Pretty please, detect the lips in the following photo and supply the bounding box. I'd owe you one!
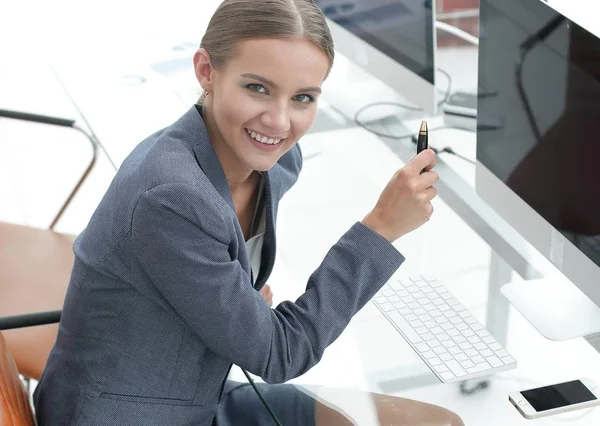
[245,128,284,145]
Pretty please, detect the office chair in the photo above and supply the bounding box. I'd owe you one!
[0,109,97,380]
[0,311,61,426]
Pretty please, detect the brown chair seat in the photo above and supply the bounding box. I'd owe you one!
[0,222,75,380]
[0,331,35,426]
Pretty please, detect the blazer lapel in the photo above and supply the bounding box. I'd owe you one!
[176,106,278,287]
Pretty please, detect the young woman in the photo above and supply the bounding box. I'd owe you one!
[34,1,463,425]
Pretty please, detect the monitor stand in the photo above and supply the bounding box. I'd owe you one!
[502,278,600,341]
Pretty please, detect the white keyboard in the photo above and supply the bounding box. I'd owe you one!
[372,274,517,383]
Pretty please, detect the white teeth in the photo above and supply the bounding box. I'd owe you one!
[246,129,282,145]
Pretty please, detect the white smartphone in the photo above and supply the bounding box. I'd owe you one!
[509,378,600,419]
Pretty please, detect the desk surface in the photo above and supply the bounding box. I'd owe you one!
[243,126,600,425]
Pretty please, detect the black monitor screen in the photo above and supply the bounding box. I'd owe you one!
[315,0,435,84]
[477,0,600,268]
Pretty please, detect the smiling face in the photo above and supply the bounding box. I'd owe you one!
[194,37,330,178]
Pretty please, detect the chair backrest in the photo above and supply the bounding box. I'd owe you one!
[0,331,35,426]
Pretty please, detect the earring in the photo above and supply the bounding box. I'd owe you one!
[205,90,210,96]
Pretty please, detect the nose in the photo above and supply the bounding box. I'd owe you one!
[260,100,290,134]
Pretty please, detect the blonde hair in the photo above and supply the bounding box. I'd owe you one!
[199,0,334,101]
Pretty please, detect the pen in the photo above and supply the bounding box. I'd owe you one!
[417,120,428,154]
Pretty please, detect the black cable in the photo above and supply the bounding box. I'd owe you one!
[436,67,453,107]
[241,369,284,426]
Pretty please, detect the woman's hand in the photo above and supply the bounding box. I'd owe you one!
[361,149,438,243]
[259,284,273,307]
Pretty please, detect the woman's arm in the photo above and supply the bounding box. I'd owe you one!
[131,182,404,384]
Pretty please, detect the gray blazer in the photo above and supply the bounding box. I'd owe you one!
[33,106,405,425]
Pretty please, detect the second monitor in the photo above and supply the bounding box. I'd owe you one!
[316,0,438,117]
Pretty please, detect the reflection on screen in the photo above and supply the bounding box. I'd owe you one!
[477,0,600,268]
[315,0,435,83]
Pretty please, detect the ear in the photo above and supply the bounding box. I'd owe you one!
[193,48,214,92]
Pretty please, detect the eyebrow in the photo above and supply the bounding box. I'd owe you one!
[241,73,322,94]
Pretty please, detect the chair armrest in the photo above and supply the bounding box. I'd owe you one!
[0,108,98,229]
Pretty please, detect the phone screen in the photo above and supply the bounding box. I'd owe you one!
[522,380,597,412]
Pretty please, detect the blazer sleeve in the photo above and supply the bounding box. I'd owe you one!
[131,182,404,384]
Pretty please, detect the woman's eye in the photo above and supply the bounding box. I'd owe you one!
[295,94,315,104]
[247,84,267,94]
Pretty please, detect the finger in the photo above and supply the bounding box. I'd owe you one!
[416,170,439,189]
[408,149,437,174]
[423,186,438,202]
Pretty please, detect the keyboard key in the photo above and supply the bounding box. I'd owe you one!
[480,349,494,358]
[438,333,450,342]
[466,363,490,375]
[389,280,403,291]
[415,326,429,335]
[374,296,386,304]
[402,296,416,304]
[443,340,457,349]
[440,371,455,381]
[474,342,487,351]
[453,336,466,344]
[439,304,452,312]
[433,347,448,355]
[465,348,478,357]
[447,329,460,337]
[445,360,467,377]
[398,307,411,316]
[422,350,436,359]
[429,357,442,366]
[409,320,423,328]
[413,292,426,300]
[449,346,461,355]
[434,364,449,373]
[460,360,475,369]
[428,340,441,349]
[495,349,509,358]
[486,355,503,368]
[489,342,502,351]
[388,295,401,303]
[467,336,481,344]
[471,355,485,364]
[380,303,394,312]
[382,288,394,297]
[483,336,495,344]
[386,311,423,343]
[415,343,429,352]
[455,353,468,362]
[430,327,444,335]
[422,333,435,341]
[501,356,516,365]
[462,329,475,338]
[440,353,453,362]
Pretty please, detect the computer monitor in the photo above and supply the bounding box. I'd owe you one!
[314,0,437,116]
[476,0,600,311]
